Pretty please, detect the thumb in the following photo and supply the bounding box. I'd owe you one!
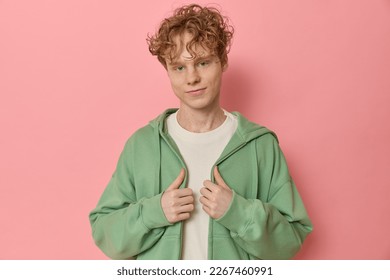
[214,166,229,189]
[167,168,185,190]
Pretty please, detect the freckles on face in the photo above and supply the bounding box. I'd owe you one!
[164,33,225,111]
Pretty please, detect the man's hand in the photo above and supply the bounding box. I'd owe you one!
[200,166,233,219]
[161,169,194,223]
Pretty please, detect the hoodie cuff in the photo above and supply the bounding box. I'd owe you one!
[141,192,172,230]
[216,191,253,235]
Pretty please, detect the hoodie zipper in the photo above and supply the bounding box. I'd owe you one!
[159,113,250,259]
[160,131,188,260]
[208,141,247,259]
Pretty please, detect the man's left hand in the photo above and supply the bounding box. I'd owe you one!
[200,166,233,219]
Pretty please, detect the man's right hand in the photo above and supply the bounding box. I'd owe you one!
[161,168,194,223]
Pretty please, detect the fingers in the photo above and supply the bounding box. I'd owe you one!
[180,194,194,205]
[199,194,212,208]
[202,180,217,192]
[199,187,220,209]
[201,205,212,217]
[199,167,233,219]
[174,212,191,222]
[165,191,194,206]
[167,168,185,190]
[162,169,194,223]
[163,199,194,223]
[177,203,194,213]
[165,187,193,200]
[201,166,230,200]
[163,167,231,222]
[200,185,213,198]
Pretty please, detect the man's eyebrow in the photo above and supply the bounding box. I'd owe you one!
[166,60,182,67]
[195,54,216,61]
[167,54,217,66]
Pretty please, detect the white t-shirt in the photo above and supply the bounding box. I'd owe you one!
[166,110,238,259]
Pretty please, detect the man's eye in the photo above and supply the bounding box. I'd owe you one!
[176,66,185,71]
[198,61,210,67]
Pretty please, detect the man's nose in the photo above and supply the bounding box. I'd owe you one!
[186,68,200,85]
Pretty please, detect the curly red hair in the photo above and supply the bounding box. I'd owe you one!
[147,4,234,68]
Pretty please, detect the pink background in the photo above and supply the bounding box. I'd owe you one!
[1,0,389,259]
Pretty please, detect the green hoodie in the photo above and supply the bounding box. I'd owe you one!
[89,109,312,259]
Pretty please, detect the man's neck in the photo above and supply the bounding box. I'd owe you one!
[176,106,226,133]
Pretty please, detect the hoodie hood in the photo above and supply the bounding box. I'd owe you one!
[149,108,277,177]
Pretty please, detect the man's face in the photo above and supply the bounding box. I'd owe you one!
[166,32,226,112]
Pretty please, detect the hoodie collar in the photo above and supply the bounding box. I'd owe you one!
[149,108,276,164]
[150,108,275,140]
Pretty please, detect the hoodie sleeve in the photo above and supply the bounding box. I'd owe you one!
[216,134,313,259]
[89,137,172,259]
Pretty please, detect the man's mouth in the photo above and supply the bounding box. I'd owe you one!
[186,87,207,95]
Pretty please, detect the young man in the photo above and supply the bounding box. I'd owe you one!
[89,4,312,260]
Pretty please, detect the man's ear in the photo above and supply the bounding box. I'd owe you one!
[222,62,228,72]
